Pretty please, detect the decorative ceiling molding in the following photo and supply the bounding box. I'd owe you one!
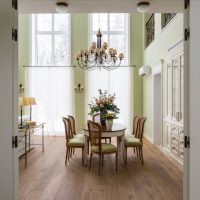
[19,0,183,14]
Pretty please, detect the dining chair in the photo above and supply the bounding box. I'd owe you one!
[133,115,142,136]
[124,117,146,164]
[67,115,84,139]
[67,115,89,154]
[124,115,141,154]
[87,120,118,175]
[125,115,141,138]
[62,117,85,165]
[92,113,111,144]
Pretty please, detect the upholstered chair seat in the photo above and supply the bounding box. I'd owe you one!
[91,143,117,153]
[124,137,141,146]
[67,137,85,147]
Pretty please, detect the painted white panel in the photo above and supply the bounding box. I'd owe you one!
[189,1,200,199]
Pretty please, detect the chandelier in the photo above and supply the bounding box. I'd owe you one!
[75,29,124,71]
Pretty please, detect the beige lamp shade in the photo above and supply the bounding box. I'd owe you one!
[27,97,36,105]
[18,97,29,106]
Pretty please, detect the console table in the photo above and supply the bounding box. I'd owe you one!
[18,122,45,167]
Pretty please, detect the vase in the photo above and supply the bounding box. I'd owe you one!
[100,109,107,126]
[106,119,113,130]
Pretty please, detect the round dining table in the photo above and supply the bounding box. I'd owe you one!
[82,123,126,165]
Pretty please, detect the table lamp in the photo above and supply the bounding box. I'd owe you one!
[27,97,36,121]
[18,97,28,128]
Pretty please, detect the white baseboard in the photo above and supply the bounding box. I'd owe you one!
[144,134,153,144]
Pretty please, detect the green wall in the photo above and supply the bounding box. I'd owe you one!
[71,14,88,130]
[18,13,144,130]
[130,13,144,116]
[18,14,29,94]
[143,13,183,140]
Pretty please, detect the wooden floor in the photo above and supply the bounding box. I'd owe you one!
[19,136,183,200]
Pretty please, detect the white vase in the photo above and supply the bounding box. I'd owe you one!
[106,119,113,130]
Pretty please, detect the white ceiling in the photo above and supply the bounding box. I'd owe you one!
[19,0,184,14]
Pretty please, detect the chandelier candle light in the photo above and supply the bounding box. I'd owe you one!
[76,29,124,71]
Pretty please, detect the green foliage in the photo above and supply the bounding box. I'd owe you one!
[101,112,118,120]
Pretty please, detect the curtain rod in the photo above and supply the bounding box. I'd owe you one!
[23,65,137,68]
[23,65,76,68]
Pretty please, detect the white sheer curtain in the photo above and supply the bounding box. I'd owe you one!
[86,13,133,133]
[86,68,132,132]
[25,14,73,136]
[25,67,73,136]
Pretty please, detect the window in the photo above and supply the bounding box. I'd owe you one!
[89,13,129,66]
[26,14,72,135]
[86,13,132,132]
[31,14,71,66]
[145,14,155,47]
[161,13,177,29]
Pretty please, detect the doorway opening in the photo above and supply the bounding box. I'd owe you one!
[16,1,186,200]
[153,72,162,145]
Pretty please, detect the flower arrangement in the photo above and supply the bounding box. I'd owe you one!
[88,89,120,116]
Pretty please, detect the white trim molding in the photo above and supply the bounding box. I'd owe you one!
[152,59,164,75]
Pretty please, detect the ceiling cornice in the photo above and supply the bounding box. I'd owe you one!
[19,0,183,14]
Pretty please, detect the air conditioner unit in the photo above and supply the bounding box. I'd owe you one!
[139,65,151,77]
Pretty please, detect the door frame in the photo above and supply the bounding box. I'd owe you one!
[1,0,194,199]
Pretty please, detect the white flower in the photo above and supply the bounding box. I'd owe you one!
[100,104,104,108]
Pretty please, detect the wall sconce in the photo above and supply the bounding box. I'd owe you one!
[74,83,84,93]
[19,83,24,93]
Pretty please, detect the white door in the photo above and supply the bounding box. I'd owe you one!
[188,1,200,199]
[183,1,190,200]
[0,0,19,199]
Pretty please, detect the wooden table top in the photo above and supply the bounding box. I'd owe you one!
[82,123,126,132]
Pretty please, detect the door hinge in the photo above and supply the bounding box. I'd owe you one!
[184,28,190,41]
[185,0,190,9]
[184,136,190,148]
[12,28,18,41]
[12,136,18,148]
[12,0,18,10]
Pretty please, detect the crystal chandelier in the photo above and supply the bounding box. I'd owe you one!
[75,29,124,70]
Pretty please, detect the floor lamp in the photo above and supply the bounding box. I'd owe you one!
[27,97,36,121]
[18,97,28,129]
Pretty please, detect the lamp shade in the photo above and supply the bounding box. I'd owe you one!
[27,97,36,105]
[18,97,28,106]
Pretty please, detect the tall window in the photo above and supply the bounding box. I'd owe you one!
[26,14,72,135]
[86,13,132,132]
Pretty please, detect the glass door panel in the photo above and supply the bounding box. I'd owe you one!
[180,55,184,121]
[167,62,172,117]
[172,57,180,120]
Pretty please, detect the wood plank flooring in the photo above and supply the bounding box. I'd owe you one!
[19,136,183,200]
